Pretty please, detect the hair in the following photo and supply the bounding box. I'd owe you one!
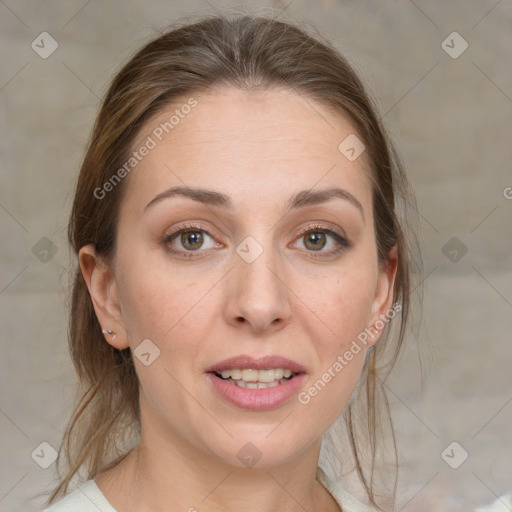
[46,11,421,510]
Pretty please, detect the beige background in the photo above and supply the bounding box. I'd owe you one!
[1,1,511,511]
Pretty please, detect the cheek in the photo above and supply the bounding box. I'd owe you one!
[114,253,194,352]
[115,255,215,407]
[300,262,376,414]
[314,268,376,351]
[299,282,372,426]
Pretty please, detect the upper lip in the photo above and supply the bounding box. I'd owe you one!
[206,355,307,374]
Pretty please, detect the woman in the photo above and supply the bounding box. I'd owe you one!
[42,13,419,512]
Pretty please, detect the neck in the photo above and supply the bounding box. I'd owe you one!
[95,412,339,512]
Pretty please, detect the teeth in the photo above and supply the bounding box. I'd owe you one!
[237,380,280,389]
[218,368,296,383]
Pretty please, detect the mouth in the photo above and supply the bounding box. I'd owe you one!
[210,368,301,389]
[205,355,307,410]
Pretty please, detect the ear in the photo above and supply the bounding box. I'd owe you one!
[367,244,399,347]
[78,244,129,350]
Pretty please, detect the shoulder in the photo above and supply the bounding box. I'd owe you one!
[476,493,512,511]
[316,466,371,512]
[41,480,118,512]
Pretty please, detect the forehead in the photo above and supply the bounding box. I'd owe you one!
[122,86,372,214]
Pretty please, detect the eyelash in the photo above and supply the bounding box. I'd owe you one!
[161,222,351,259]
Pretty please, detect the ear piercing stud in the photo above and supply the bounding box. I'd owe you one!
[102,328,117,340]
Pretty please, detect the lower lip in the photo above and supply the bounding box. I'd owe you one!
[206,372,307,411]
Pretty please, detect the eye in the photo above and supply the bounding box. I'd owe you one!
[293,224,351,257]
[161,222,351,259]
[162,224,219,257]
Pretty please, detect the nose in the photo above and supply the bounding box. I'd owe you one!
[223,239,293,335]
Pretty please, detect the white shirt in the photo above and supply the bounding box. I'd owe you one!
[41,466,370,511]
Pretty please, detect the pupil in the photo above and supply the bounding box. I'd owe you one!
[305,232,325,251]
[182,231,203,250]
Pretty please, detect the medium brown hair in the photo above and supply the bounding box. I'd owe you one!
[47,12,420,510]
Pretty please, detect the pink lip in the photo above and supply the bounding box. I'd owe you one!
[205,372,308,411]
[205,354,307,411]
[206,354,307,374]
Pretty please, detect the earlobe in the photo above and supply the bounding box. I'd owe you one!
[367,244,399,347]
[78,244,129,350]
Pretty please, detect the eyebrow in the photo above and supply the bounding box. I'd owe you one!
[144,185,365,222]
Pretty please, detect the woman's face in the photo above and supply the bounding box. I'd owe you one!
[82,86,397,469]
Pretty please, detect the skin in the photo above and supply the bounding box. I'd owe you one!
[80,86,398,512]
